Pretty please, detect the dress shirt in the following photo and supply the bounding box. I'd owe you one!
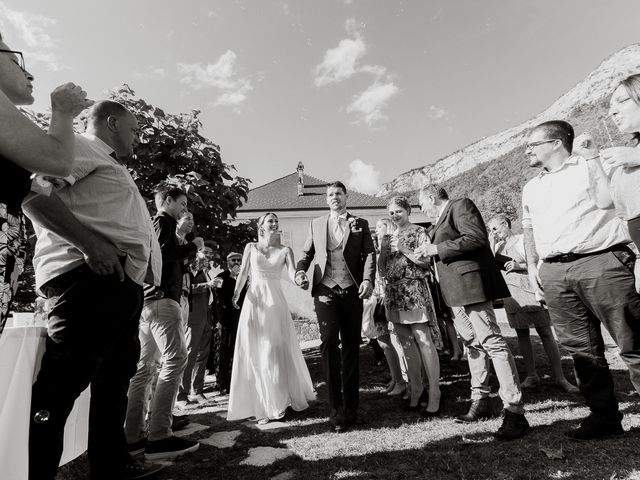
[435,200,450,224]
[521,155,629,260]
[328,211,348,244]
[31,133,161,290]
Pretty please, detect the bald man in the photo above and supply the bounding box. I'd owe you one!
[23,100,163,480]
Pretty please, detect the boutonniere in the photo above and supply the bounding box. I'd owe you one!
[347,217,362,233]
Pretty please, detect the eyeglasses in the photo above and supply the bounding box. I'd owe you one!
[525,139,558,150]
[0,49,25,72]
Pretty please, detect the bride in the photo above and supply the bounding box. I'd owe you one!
[226,212,316,424]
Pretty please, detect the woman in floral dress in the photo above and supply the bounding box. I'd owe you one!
[379,196,443,415]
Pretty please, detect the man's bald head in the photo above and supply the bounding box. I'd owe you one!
[86,100,139,159]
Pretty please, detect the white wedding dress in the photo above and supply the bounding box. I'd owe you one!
[226,244,316,421]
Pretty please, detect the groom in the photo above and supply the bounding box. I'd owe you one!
[295,181,376,432]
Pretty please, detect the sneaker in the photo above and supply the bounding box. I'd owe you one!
[455,398,492,423]
[564,415,624,441]
[172,414,190,431]
[145,435,199,461]
[495,410,529,440]
[127,438,147,457]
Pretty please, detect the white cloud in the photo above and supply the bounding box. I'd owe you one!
[347,81,399,126]
[177,50,252,108]
[313,18,386,87]
[313,36,367,87]
[428,105,448,119]
[133,66,167,80]
[0,2,64,71]
[347,159,381,195]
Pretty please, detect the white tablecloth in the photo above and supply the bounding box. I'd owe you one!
[0,323,90,480]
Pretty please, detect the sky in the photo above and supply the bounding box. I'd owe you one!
[1,0,639,194]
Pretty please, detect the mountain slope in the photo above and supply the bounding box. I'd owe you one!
[378,44,640,216]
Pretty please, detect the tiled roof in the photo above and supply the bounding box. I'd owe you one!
[238,172,388,212]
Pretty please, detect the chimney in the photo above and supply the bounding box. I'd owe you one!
[296,161,305,196]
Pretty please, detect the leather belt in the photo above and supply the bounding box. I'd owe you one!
[544,244,629,264]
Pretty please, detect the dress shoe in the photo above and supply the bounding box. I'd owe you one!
[329,409,346,433]
[189,393,212,403]
[172,414,190,431]
[455,398,492,423]
[564,415,624,441]
[495,410,529,440]
[91,460,165,480]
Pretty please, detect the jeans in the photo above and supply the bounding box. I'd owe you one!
[314,284,363,414]
[539,250,640,420]
[29,265,143,480]
[125,298,187,442]
[452,301,523,414]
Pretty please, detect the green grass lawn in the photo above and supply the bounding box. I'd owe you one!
[59,324,640,480]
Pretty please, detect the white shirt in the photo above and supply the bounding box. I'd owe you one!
[521,154,629,260]
[436,200,450,224]
[31,133,162,289]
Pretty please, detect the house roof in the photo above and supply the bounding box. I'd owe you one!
[238,172,388,212]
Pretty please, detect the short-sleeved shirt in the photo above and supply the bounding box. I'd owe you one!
[31,133,161,290]
[521,155,630,260]
[609,146,640,220]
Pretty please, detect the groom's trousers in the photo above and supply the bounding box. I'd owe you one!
[314,284,363,414]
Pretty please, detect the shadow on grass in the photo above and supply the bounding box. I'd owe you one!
[59,335,640,480]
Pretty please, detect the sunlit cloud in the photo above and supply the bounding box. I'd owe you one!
[0,2,65,71]
[133,66,167,80]
[177,50,253,109]
[313,18,385,87]
[428,105,448,119]
[347,159,381,194]
[347,81,399,127]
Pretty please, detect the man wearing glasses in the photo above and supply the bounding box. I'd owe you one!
[522,120,640,440]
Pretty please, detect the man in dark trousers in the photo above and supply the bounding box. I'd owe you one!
[215,251,246,394]
[418,183,528,440]
[24,100,164,479]
[295,181,375,433]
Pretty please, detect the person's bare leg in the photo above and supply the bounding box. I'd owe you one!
[536,325,579,393]
[377,333,403,392]
[412,323,441,412]
[515,328,539,388]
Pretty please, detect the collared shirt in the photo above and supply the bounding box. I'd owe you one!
[609,146,640,220]
[31,133,162,290]
[521,154,629,260]
[436,200,450,224]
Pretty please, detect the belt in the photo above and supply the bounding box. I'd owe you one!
[544,244,629,264]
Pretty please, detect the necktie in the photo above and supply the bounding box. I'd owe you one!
[333,216,345,243]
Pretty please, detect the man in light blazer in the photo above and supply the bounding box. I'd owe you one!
[296,181,375,432]
[418,183,529,441]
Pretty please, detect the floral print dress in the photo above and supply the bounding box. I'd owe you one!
[0,158,31,335]
[383,223,442,349]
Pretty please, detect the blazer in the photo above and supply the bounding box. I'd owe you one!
[144,212,197,303]
[430,198,510,307]
[296,213,376,296]
[214,269,246,329]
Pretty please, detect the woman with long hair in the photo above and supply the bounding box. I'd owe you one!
[378,196,443,416]
[488,214,578,392]
[226,213,316,424]
[0,32,91,334]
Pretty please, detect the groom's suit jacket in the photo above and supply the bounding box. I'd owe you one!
[430,198,509,307]
[296,213,376,296]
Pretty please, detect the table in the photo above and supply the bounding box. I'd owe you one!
[0,319,90,479]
